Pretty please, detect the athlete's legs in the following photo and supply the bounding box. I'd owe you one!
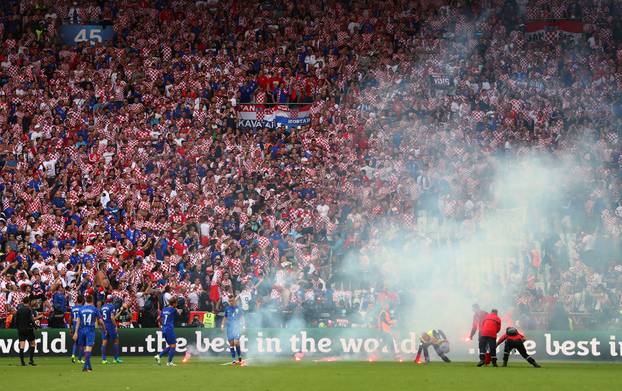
[229,339,236,362]
[18,340,26,365]
[101,338,108,361]
[28,339,36,365]
[234,338,242,361]
[167,343,176,363]
[113,337,121,361]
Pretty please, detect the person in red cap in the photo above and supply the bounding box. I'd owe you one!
[496,327,541,368]
[477,309,501,367]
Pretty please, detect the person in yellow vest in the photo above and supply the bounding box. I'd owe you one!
[377,306,397,356]
[415,329,451,363]
[203,311,215,328]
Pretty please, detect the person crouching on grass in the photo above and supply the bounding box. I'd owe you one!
[496,327,541,368]
[415,329,451,363]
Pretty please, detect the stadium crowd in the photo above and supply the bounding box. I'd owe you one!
[0,0,621,331]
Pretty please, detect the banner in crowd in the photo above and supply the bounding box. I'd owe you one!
[237,104,311,128]
[1,329,621,361]
[59,25,114,45]
[525,19,583,43]
[429,75,453,89]
[511,73,545,91]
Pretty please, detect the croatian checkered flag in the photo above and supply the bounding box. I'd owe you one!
[162,46,172,61]
[544,26,558,44]
[7,65,18,78]
[316,136,330,150]
[337,31,349,44]
[310,101,323,115]
[258,236,270,249]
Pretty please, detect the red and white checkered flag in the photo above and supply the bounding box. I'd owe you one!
[544,31,558,44]
[257,106,265,121]
[258,236,270,249]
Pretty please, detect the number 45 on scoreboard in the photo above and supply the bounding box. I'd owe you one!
[60,25,113,45]
[74,28,102,43]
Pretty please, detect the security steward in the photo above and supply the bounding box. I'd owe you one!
[478,309,501,367]
[496,327,541,368]
[415,329,451,363]
[377,305,397,355]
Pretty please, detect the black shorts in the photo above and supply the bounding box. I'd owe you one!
[18,329,35,342]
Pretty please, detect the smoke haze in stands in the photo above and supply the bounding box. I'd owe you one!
[340,135,617,346]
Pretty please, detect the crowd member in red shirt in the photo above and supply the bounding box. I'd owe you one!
[477,309,501,367]
[496,327,541,368]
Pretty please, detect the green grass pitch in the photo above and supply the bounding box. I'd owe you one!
[1,357,620,391]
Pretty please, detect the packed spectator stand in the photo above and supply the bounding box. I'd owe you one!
[0,0,621,332]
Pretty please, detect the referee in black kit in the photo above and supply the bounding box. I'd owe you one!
[15,297,38,366]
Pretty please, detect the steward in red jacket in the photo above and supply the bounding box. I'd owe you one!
[468,304,488,340]
[481,312,501,337]
[496,327,541,368]
[477,309,501,367]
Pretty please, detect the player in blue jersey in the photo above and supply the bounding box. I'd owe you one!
[101,295,124,364]
[72,294,106,372]
[222,296,243,365]
[154,296,181,366]
[70,295,85,363]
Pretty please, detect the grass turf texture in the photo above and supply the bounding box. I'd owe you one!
[1,358,620,391]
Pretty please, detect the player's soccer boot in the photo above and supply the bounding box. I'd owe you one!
[102,360,109,365]
[492,360,498,367]
[29,362,37,366]
[114,358,123,364]
[476,361,485,367]
[502,361,508,367]
[166,362,177,367]
[79,359,85,364]
[529,359,541,368]
[20,361,26,367]
[154,355,161,365]
[71,355,76,363]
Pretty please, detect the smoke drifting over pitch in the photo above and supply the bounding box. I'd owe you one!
[340,138,612,350]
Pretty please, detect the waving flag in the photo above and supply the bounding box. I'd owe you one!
[525,19,583,43]
[238,104,312,128]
